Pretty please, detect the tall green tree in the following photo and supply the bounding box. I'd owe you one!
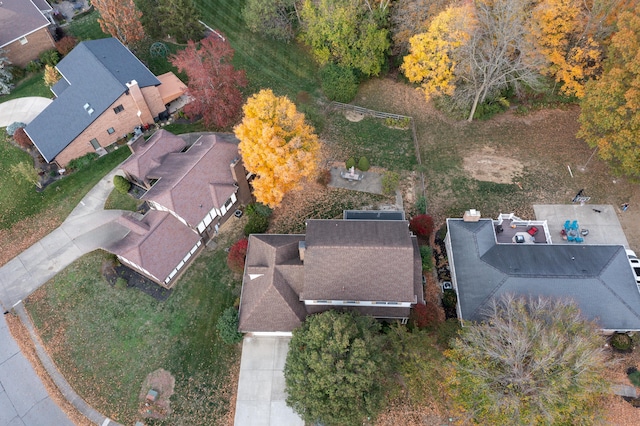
[446,294,609,425]
[578,3,640,177]
[157,0,203,43]
[242,0,297,42]
[299,0,390,76]
[284,310,389,426]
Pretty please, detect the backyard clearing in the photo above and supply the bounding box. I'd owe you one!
[353,78,640,250]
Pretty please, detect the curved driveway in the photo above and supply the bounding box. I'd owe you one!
[0,97,52,127]
[0,169,129,426]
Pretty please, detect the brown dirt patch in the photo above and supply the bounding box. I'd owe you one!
[138,369,175,420]
[345,110,365,122]
[463,146,524,184]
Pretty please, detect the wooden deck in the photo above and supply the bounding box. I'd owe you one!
[495,219,548,244]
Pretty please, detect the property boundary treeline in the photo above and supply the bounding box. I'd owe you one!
[329,101,427,210]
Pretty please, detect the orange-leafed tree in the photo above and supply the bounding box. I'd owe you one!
[93,0,146,46]
[234,89,321,208]
[530,0,615,98]
[578,3,640,178]
[170,34,247,129]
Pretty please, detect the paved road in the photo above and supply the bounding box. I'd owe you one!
[0,314,74,426]
[0,169,129,426]
[0,97,52,127]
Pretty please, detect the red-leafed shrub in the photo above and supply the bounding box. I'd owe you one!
[410,302,440,328]
[409,214,434,238]
[13,127,33,149]
[227,238,249,274]
[56,36,78,56]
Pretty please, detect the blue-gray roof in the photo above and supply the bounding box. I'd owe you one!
[25,38,160,162]
[447,218,640,331]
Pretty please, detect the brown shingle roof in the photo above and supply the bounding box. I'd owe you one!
[143,134,239,227]
[302,220,418,302]
[108,211,200,283]
[120,130,186,184]
[238,235,307,333]
[0,0,50,47]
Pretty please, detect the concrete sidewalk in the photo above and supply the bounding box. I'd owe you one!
[0,169,129,308]
[0,97,52,127]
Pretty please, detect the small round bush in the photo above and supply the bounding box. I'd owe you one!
[381,171,400,195]
[244,213,269,236]
[410,214,435,238]
[227,238,249,274]
[6,122,26,136]
[39,49,60,67]
[316,168,332,187]
[345,157,356,169]
[320,63,358,103]
[442,289,457,309]
[216,306,243,344]
[357,156,370,171]
[611,333,632,351]
[13,127,32,148]
[115,277,128,290]
[25,60,42,74]
[113,175,131,194]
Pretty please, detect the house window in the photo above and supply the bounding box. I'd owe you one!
[19,37,28,45]
[107,127,115,135]
[113,105,124,114]
[89,138,100,150]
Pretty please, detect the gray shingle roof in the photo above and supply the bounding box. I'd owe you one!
[25,38,160,162]
[447,218,640,331]
[0,0,50,47]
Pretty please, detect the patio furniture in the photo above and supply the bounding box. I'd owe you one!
[527,226,538,236]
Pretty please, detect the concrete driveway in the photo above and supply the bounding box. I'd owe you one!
[234,336,304,426]
[0,97,52,127]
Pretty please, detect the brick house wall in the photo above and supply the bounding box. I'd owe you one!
[3,27,55,67]
[54,85,166,166]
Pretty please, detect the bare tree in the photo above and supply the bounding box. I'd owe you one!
[455,0,543,121]
[446,294,610,425]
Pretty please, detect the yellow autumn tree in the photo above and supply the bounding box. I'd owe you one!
[530,0,607,98]
[43,65,60,87]
[234,89,320,208]
[401,5,474,100]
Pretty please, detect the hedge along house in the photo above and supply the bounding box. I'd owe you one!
[24,38,187,167]
[238,216,424,336]
[107,130,253,287]
[0,0,55,68]
[445,212,640,333]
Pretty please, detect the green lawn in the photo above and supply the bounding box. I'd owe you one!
[0,71,51,103]
[27,249,240,424]
[195,0,319,100]
[0,133,131,230]
[322,112,418,171]
[104,189,141,211]
[67,10,109,40]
